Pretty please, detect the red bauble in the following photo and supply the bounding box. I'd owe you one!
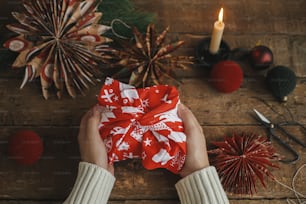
[8,130,43,165]
[249,45,273,70]
[209,132,279,195]
[210,60,243,93]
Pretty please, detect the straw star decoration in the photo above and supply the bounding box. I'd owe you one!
[4,0,111,99]
[98,24,194,87]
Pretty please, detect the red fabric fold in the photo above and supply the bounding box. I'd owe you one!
[98,78,186,174]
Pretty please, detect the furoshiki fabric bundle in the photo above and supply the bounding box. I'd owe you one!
[98,78,186,174]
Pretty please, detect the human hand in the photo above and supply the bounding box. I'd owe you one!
[178,104,210,178]
[78,105,114,175]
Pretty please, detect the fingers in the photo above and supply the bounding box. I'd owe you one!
[78,105,102,142]
[178,104,202,134]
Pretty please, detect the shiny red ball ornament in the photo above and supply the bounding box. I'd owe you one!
[8,130,43,165]
[209,132,279,195]
[249,45,273,70]
[210,60,243,93]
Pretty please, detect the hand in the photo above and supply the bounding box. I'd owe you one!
[78,105,114,175]
[178,104,210,178]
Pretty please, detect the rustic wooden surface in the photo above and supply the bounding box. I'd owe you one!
[0,0,306,203]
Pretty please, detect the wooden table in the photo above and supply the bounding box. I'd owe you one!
[0,0,305,203]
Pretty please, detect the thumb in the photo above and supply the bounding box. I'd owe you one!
[86,105,102,138]
[178,104,202,135]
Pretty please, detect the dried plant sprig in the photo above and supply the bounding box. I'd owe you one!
[4,0,112,99]
[209,132,279,195]
[98,24,194,87]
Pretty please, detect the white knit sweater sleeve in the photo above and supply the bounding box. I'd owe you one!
[63,162,115,204]
[175,166,229,204]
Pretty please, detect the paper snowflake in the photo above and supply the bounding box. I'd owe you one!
[209,132,279,195]
[4,0,111,99]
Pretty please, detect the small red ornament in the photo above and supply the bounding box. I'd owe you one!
[8,130,43,165]
[209,132,279,195]
[210,60,243,93]
[249,45,273,70]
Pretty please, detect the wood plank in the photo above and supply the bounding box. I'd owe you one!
[0,126,305,200]
[0,199,302,204]
[0,78,304,126]
[134,0,306,35]
[1,0,306,35]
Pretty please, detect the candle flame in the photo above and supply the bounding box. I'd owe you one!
[218,8,224,22]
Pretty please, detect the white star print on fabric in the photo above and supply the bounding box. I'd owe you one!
[144,138,152,146]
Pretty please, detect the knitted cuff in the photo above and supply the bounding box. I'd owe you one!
[175,166,229,204]
[64,162,115,204]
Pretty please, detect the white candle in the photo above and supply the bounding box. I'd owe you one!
[209,8,225,54]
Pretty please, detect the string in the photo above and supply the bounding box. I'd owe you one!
[292,164,306,203]
[273,164,306,204]
[110,19,132,40]
[252,97,288,122]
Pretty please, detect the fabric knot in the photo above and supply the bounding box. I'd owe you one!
[98,78,187,174]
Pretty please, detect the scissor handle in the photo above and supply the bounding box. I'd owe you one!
[269,129,300,164]
[277,122,306,148]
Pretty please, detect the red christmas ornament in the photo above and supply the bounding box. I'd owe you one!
[8,130,43,165]
[209,132,279,195]
[249,45,273,70]
[210,60,243,93]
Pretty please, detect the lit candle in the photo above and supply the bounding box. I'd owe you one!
[209,8,225,54]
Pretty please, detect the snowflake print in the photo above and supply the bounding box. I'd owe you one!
[141,99,150,107]
[101,89,115,103]
[98,79,187,174]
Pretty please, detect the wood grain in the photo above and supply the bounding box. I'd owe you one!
[0,199,302,204]
[0,0,305,203]
[0,78,304,127]
[134,0,306,35]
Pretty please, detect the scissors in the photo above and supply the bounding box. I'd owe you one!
[253,109,306,164]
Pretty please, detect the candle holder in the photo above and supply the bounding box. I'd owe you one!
[195,37,230,68]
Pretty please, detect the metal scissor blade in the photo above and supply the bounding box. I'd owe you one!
[253,109,271,124]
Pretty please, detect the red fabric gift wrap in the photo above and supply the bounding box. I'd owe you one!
[98,78,186,174]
